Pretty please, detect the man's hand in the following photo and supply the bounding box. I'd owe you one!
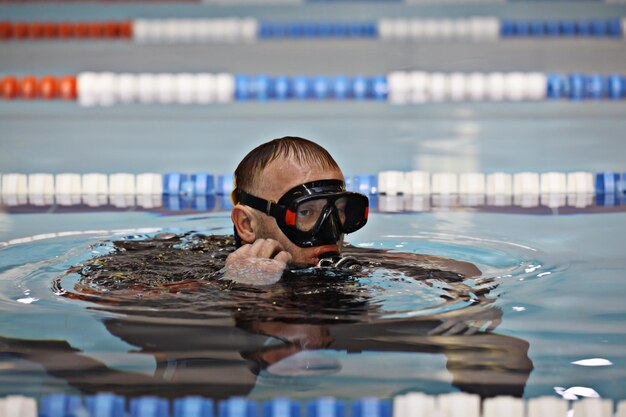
[222,239,292,286]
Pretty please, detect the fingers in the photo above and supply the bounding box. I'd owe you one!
[226,239,290,266]
[249,238,285,259]
[274,251,292,264]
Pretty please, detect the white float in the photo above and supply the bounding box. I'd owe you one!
[55,173,82,195]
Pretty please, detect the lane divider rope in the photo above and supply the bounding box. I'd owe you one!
[1,171,623,199]
[1,72,625,103]
[0,392,624,417]
[1,18,625,42]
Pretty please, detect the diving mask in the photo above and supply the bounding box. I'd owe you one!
[235,179,369,248]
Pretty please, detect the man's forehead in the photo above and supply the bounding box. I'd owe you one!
[256,157,343,197]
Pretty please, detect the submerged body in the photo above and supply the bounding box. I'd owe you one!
[8,137,533,399]
[12,232,534,400]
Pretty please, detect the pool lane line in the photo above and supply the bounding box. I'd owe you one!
[1,72,626,103]
[1,172,624,198]
[1,171,625,216]
[0,18,624,42]
[0,391,623,417]
[2,194,625,218]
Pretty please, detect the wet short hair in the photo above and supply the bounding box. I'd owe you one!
[232,136,340,202]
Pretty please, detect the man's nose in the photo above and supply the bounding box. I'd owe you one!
[318,209,341,242]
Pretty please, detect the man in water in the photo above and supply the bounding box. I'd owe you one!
[9,136,531,401]
[225,136,479,284]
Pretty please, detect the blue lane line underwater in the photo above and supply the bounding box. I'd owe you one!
[3,392,626,417]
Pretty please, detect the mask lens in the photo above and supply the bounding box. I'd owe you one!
[340,195,368,232]
[334,196,348,225]
[295,198,329,232]
[293,195,367,234]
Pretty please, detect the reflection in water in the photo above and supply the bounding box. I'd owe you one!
[0,233,533,400]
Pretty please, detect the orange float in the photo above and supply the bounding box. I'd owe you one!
[43,22,59,38]
[20,76,40,99]
[58,22,75,38]
[0,21,12,40]
[75,22,90,38]
[59,76,77,100]
[1,77,19,99]
[27,22,44,38]
[119,21,133,38]
[88,22,104,38]
[40,76,59,99]
[13,22,29,38]
[104,21,119,38]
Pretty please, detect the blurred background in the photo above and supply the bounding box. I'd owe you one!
[1,0,626,179]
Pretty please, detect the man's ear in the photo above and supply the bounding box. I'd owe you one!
[231,205,256,244]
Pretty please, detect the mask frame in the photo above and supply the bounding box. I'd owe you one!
[234,179,369,248]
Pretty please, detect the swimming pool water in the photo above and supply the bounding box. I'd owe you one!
[1,209,624,401]
[2,0,626,406]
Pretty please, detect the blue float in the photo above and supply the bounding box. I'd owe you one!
[371,75,388,100]
[287,22,303,38]
[292,76,311,99]
[192,196,215,211]
[547,73,566,99]
[253,74,271,100]
[568,73,585,100]
[174,396,214,417]
[607,19,622,37]
[513,20,530,36]
[352,398,391,417]
[258,22,274,38]
[607,74,625,99]
[500,20,514,37]
[270,22,288,38]
[263,398,300,417]
[332,22,348,37]
[163,173,189,195]
[274,75,290,100]
[40,394,82,417]
[313,76,331,99]
[352,76,370,100]
[217,174,234,196]
[351,174,378,195]
[585,74,606,99]
[318,22,333,37]
[591,19,608,37]
[130,397,169,417]
[332,75,351,99]
[86,393,126,417]
[560,20,576,36]
[218,195,234,210]
[575,20,592,36]
[235,74,251,101]
[218,398,257,417]
[191,173,215,196]
[303,22,318,37]
[347,22,363,37]
[596,172,620,195]
[596,193,620,207]
[363,21,377,38]
[308,397,345,417]
[368,194,379,210]
[545,20,560,36]
[165,195,183,211]
[529,21,545,37]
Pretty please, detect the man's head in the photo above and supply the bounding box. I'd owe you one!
[231,136,367,267]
